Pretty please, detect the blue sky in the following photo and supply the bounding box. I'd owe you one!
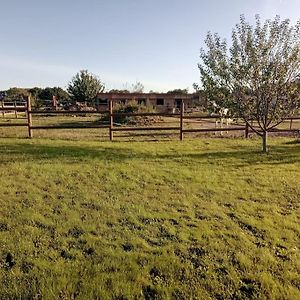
[0,0,299,92]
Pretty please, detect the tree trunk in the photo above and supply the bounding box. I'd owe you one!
[262,131,268,153]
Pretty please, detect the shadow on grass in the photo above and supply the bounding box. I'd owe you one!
[0,140,299,166]
[0,143,130,164]
[53,119,108,128]
[285,139,300,145]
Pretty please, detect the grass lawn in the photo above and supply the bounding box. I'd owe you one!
[0,136,299,299]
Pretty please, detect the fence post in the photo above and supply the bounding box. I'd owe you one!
[180,100,184,141]
[109,100,113,141]
[14,101,18,118]
[245,123,249,138]
[26,96,33,138]
[1,101,4,118]
[52,95,57,111]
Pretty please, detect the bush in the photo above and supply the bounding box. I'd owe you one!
[104,101,158,125]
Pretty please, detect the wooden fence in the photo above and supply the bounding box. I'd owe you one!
[0,96,299,140]
[0,100,27,119]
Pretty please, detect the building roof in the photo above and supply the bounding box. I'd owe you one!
[98,92,198,98]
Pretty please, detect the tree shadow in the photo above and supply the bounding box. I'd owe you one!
[54,119,108,128]
[0,143,135,165]
[0,140,299,167]
[159,145,300,167]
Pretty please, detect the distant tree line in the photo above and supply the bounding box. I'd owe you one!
[0,70,197,107]
[0,87,70,106]
[0,70,104,106]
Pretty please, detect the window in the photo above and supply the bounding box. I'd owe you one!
[116,99,126,105]
[156,98,164,106]
[175,99,182,108]
[138,98,146,105]
[98,98,108,105]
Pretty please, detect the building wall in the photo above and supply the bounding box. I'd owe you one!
[97,92,202,112]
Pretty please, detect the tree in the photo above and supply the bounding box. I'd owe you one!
[167,88,189,94]
[5,87,30,100]
[198,15,300,152]
[28,87,43,100]
[0,91,6,100]
[38,87,70,101]
[67,70,105,103]
[131,81,144,93]
[108,89,130,93]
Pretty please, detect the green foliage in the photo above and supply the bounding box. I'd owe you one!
[2,87,70,108]
[4,87,37,106]
[27,87,70,108]
[104,100,156,125]
[167,88,189,94]
[37,87,70,101]
[108,81,144,94]
[131,81,144,93]
[5,87,30,100]
[108,89,130,93]
[0,138,299,299]
[113,101,139,124]
[28,87,43,100]
[199,15,300,151]
[67,70,105,103]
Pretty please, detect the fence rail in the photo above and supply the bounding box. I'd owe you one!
[183,127,246,133]
[112,112,181,117]
[0,107,27,112]
[30,125,110,130]
[0,96,299,140]
[111,126,180,132]
[29,110,109,115]
[0,123,28,127]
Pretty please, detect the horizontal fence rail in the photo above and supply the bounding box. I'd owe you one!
[0,107,27,112]
[112,112,181,117]
[0,123,28,127]
[29,110,110,115]
[30,125,110,130]
[182,127,246,133]
[182,114,226,119]
[0,96,299,140]
[112,126,180,132]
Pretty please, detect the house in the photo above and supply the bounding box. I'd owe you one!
[97,92,205,112]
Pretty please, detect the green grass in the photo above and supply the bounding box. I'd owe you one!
[0,137,299,299]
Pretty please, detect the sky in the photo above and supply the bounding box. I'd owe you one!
[0,0,299,92]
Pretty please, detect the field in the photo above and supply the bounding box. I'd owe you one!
[0,135,300,299]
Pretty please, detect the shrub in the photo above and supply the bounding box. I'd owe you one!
[104,100,159,125]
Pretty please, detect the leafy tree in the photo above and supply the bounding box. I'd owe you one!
[198,15,300,152]
[0,91,6,100]
[67,70,105,103]
[131,81,144,93]
[108,89,130,93]
[5,88,30,100]
[192,83,201,92]
[38,87,70,101]
[167,88,189,94]
[28,87,43,99]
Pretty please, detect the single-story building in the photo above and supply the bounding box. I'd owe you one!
[97,92,206,112]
